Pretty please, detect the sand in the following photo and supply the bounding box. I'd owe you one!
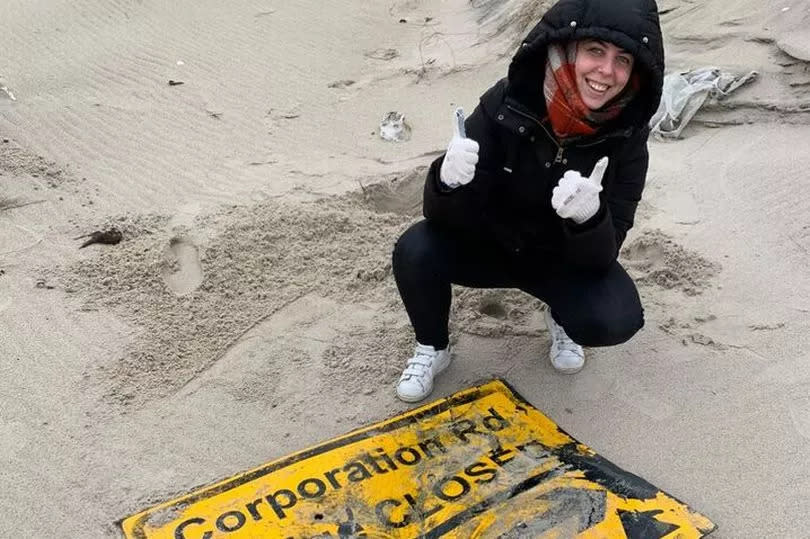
[2,0,810,537]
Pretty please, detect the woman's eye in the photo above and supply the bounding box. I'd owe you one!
[588,47,603,55]
[617,56,632,66]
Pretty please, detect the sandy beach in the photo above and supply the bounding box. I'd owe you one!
[2,0,810,536]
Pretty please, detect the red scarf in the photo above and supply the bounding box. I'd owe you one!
[543,42,638,140]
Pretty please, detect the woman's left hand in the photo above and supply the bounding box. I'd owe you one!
[551,157,608,224]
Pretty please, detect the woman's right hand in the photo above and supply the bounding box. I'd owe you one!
[439,108,479,188]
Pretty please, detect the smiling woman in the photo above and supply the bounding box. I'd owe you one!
[391,0,666,403]
[575,40,635,110]
[542,38,641,140]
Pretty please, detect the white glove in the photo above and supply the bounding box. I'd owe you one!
[439,108,479,188]
[551,157,609,224]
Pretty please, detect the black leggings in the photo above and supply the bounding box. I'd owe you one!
[392,220,644,350]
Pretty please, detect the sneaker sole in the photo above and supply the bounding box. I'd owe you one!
[396,390,430,403]
[550,353,584,374]
[551,363,584,375]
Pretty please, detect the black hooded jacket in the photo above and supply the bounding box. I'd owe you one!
[422,0,665,272]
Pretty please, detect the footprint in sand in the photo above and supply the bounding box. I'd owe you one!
[161,236,203,296]
[620,230,719,295]
[478,295,508,320]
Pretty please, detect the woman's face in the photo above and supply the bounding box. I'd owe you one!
[574,40,635,110]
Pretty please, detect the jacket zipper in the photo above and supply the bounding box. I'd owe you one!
[506,104,561,154]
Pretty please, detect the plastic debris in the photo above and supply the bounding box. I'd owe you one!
[650,67,758,139]
[379,112,412,142]
[0,84,15,101]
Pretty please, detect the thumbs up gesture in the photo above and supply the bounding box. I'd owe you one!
[551,157,608,224]
[439,108,480,188]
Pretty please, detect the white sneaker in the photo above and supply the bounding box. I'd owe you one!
[396,343,452,403]
[544,308,585,374]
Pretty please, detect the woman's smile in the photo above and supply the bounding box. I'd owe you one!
[575,40,634,110]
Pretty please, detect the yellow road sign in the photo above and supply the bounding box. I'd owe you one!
[121,380,715,538]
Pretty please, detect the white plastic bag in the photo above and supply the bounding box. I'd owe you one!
[650,67,758,139]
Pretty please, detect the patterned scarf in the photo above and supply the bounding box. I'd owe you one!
[543,42,638,140]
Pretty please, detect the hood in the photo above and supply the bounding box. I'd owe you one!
[506,0,665,132]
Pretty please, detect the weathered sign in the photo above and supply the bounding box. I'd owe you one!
[121,380,715,538]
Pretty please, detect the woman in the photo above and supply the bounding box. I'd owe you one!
[391,0,665,403]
